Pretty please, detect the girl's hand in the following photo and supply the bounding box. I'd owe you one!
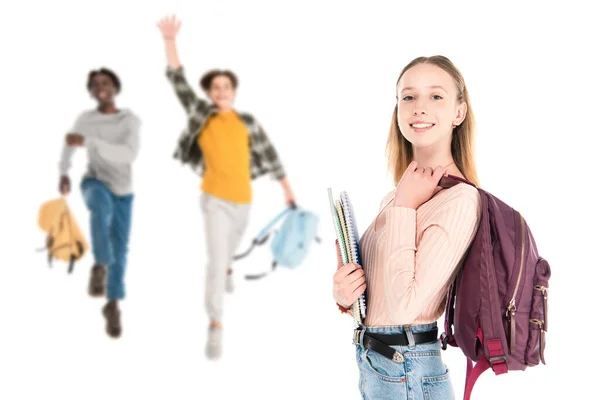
[393,161,447,209]
[333,240,366,308]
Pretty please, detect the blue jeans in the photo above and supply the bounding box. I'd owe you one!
[81,178,133,300]
[355,322,455,400]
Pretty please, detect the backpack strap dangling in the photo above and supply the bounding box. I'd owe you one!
[244,260,278,280]
[462,328,508,400]
[67,254,76,274]
[76,241,84,257]
[234,233,271,261]
[45,234,55,268]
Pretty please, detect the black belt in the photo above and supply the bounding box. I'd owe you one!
[353,327,439,363]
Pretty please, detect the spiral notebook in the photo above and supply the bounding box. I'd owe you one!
[328,188,366,325]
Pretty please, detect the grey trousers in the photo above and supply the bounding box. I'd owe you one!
[201,193,251,321]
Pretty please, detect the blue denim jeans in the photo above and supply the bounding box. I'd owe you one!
[81,178,133,300]
[355,322,455,400]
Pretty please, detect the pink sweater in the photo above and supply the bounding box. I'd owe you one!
[359,183,481,327]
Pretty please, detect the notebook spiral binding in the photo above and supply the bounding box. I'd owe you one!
[328,188,366,325]
[340,191,366,320]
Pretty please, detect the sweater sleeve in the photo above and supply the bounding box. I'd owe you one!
[86,114,141,164]
[59,112,87,175]
[381,186,480,324]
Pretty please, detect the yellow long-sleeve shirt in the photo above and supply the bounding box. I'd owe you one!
[197,110,252,203]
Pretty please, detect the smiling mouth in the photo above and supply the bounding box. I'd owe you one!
[410,123,435,129]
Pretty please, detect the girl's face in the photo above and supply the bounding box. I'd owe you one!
[208,75,236,110]
[397,63,466,150]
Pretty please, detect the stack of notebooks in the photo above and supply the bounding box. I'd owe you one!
[328,188,367,325]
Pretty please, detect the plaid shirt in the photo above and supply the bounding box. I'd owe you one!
[165,66,286,180]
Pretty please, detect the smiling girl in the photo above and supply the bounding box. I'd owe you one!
[333,56,482,399]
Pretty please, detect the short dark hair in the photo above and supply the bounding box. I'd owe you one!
[87,68,121,92]
[199,69,238,91]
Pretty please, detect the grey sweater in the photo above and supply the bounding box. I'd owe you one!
[59,108,141,196]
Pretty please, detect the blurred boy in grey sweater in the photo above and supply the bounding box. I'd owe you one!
[59,67,141,339]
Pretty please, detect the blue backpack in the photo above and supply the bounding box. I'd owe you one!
[234,204,321,279]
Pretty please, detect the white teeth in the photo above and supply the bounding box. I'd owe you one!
[412,123,433,128]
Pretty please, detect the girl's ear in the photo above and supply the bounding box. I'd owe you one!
[454,101,467,125]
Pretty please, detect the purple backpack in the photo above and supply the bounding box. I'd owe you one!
[438,175,550,400]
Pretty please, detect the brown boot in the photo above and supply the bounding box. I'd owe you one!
[102,300,121,338]
[88,265,106,297]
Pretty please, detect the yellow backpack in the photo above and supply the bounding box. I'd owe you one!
[37,197,88,273]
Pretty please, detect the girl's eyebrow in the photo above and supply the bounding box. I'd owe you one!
[400,85,448,94]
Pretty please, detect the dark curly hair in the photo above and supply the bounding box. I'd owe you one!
[199,69,238,91]
[87,68,121,92]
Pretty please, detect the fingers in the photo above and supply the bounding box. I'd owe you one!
[347,267,366,287]
[406,163,446,180]
[353,281,367,297]
[157,15,181,31]
[400,160,419,181]
[333,262,362,283]
[407,160,418,171]
[432,165,446,182]
[405,160,418,175]
[334,266,366,305]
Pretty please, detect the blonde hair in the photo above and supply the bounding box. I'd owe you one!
[385,55,479,187]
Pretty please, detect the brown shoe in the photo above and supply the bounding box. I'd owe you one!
[88,265,106,297]
[102,300,121,338]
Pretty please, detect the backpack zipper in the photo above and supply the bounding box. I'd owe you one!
[534,284,547,295]
[506,213,525,354]
[529,318,543,326]
[534,282,548,331]
[529,318,545,364]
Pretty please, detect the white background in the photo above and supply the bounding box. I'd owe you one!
[0,0,597,399]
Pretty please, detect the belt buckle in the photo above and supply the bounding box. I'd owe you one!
[353,328,363,345]
[392,351,405,363]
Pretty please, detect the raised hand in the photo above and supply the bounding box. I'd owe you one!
[156,14,182,40]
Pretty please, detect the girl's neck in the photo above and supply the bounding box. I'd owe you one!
[412,147,453,169]
[412,146,463,177]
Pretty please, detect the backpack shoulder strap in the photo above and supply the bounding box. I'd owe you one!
[438,174,477,189]
[461,193,509,399]
[441,277,458,349]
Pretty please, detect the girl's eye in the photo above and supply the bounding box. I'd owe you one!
[432,95,443,100]
[401,95,414,101]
